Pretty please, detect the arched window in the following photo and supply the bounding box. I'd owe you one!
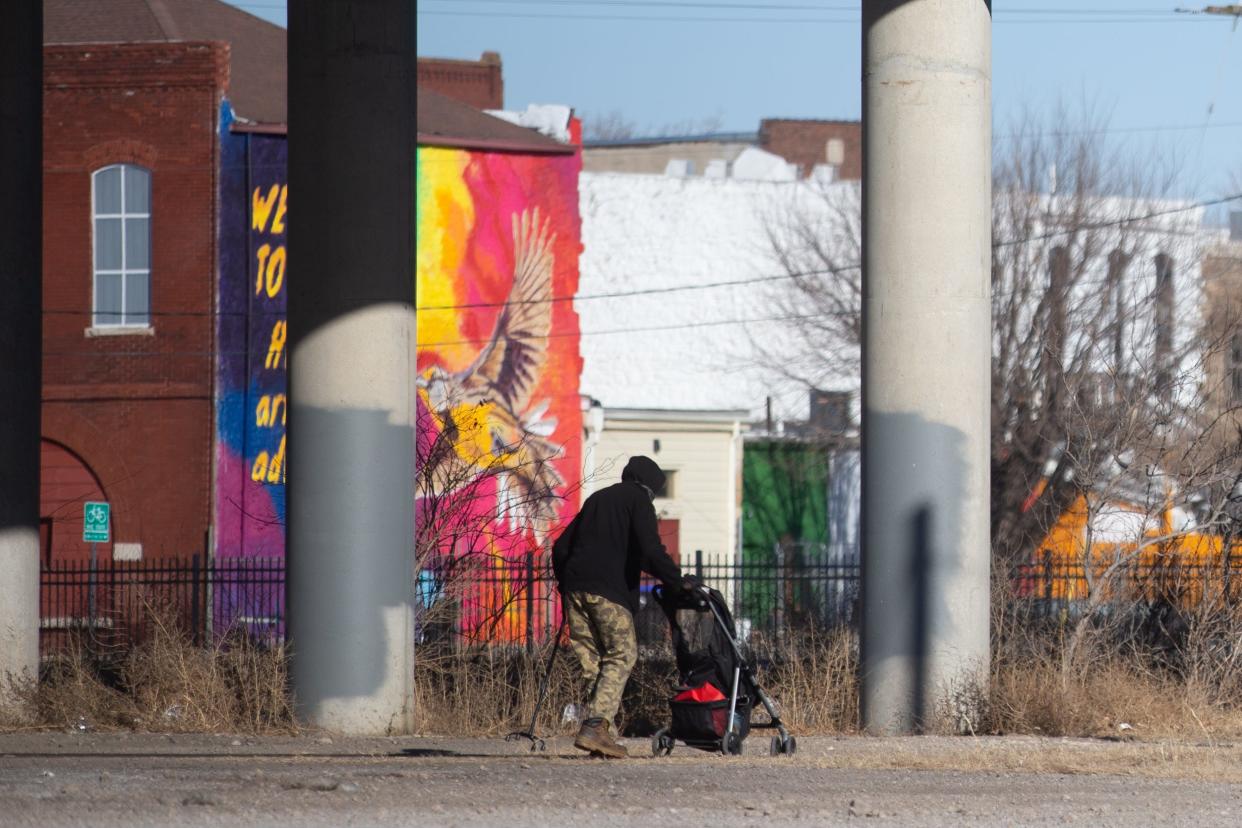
[91,164,150,327]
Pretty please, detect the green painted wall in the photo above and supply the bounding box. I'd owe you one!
[739,440,830,623]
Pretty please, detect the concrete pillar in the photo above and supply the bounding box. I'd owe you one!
[860,0,992,733]
[0,1,43,696]
[287,0,416,734]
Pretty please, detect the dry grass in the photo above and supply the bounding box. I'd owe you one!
[12,583,1242,742]
[411,628,859,738]
[409,593,1242,742]
[412,641,587,737]
[0,607,295,734]
[980,591,1242,740]
[751,627,859,733]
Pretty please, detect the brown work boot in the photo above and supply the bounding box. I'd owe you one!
[574,718,627,758]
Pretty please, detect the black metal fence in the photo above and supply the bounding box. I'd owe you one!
[39,551,859,657]
[1011,551,1242,621]
[414,550,861,650]
[39,556,284,659]
[41,550,1242,658]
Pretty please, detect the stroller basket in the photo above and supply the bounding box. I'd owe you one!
[670,695,751,744]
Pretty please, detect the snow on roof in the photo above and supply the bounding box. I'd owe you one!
[578,171,858,420]
[485,104,573,144]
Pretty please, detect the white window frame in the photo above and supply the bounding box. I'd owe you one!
[90,164,151,331]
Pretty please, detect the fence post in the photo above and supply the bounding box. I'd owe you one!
[1225,543,1233,606]
[190,553,201,646]
[1043,548,1053,620]
[525,547,535,655]
[695,549,703,580]
[88,542,97,635]
[774,541,785,643]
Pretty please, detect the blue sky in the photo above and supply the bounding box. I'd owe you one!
[233,1,1241,209]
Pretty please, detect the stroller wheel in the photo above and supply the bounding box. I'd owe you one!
[770,735,797,756]
[724,732,744,756]
[651,728,674,757]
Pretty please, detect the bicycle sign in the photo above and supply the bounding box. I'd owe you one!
[83,501,110,543]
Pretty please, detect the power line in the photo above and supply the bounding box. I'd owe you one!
[419,0,1192,12]
[578,120,1242,154]
[416,265,856,312]
[417,10,858,23]
[40,193,1238,325]
[414,192,1241,313]
[999,120,1242,139]
[423,0,858,9]
[417,7,1223,23]
[996,192,1242,247]
[420,311,835,348]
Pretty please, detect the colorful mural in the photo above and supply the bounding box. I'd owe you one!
[215,109,288,564]
[415,137,583,643]
[212,103,583,643]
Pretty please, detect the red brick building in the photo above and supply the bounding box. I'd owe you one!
[40,0,285,564]
[759,118,862,181]
[417,52,504,110]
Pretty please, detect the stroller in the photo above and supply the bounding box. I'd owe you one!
[650,581,796,756]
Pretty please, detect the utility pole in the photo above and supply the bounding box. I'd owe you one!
[287,0,416,734]
[0,1,43,699]
[860,1,992,733]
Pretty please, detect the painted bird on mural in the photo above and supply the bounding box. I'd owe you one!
[418,207,565,541]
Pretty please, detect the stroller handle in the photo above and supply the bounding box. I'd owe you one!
[653,581,710,609]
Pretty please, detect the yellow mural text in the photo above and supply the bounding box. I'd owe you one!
[265,321,287,369]
[254,244,287,298]
[255,393,287,427]
[252,184,288,234]
[250,434,286,484]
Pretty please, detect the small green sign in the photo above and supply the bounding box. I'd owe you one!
[83,501,110,543]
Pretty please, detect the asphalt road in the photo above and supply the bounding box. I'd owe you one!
[1,732,1240,826]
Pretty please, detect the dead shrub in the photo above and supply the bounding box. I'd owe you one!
[411,625,859,738]
[1,632,135,731]
[751,626,859,734]
[984,590,1242,739]
[0,604,295,734]
[413,640,586,737]
[123,609,295,733]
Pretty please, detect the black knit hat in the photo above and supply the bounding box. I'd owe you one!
[621,455,665,494]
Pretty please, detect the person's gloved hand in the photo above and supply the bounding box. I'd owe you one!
[680,574,705,594]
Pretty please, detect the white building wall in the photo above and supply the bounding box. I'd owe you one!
[589,412,744,564]
[578,171,857,421]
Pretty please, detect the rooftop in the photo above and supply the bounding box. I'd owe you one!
[45,0,287,125]
[584,131,758,149]
[417,89,573,155]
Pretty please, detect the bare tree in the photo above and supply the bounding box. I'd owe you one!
[415,390,582,648]
[583,110,639,141]
[582,110,726,142]
[759,104,1228,573]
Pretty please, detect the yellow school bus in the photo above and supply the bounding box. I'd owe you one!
[1015,494,1242,610]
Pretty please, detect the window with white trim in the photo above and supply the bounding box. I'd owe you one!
[92,164,150,327]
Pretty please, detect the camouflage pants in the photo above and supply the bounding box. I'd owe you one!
[565,591,637,724]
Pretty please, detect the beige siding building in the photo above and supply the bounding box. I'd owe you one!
[582,406,746,568]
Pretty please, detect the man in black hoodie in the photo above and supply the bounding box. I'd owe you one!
[552,455,686,758]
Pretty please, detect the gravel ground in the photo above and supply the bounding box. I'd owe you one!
[2,731,1241,826]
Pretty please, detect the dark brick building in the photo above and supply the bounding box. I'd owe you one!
[759,118,862,181]
[40,0,285,565]
[417,52,504,110]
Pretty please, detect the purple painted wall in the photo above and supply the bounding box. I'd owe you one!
[214,104,287,562]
